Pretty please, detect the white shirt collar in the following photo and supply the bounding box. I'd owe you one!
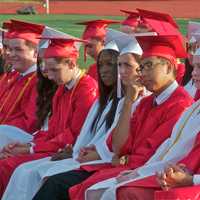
[155,80,178,105]
[20,64,37,77]
[65,69,81,90]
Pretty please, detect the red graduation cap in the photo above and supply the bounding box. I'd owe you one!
[8,19,45,44]
[137,8,179,29]
[137,35,187,67]
[43,38,86,61]
[2,21,12,39]
[137,8,184,44]
[120,10,140,28]
[77,19,120,40]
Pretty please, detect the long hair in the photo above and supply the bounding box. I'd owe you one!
[36,57,58,129]
[91,49,120,132]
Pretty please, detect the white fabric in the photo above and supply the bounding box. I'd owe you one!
[86,100,200,200]
[0,125,33,150]
[155,81,178,105]
[103,40,119,52]
[184,79,197,98]
[193,175,200,185]
[21,64,37,77]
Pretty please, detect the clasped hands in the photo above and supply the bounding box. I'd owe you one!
[0,142,30,159]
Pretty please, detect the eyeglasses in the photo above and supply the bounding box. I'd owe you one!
[138,61,164,72]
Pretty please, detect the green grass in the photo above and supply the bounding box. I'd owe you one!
[0,14,200,68]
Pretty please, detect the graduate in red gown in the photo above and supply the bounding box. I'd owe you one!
[112,41,200,200]
[69,34,194,200]
[0,19,46,133]
[0,37,97,198]
[77,19,119,81]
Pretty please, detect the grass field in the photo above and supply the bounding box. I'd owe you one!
[0,14,200,68]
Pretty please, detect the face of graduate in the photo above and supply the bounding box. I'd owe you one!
[118,53,141,86]
[192,63,200,89]
[2,38,12,67]
[140,56,175,94]
[85,38,104,60]
[98,52,116,87]
[44,57,75,85]
[9,38,37,73]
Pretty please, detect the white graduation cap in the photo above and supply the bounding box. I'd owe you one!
[187,21,200,43]
[105,28,143,56]
[103,40,119,52]
[39,26,80,50]
[193,47,200,64]
[105,29,143,98]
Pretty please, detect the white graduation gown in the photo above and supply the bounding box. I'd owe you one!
[184,79,197,98]
[85,100,200,200]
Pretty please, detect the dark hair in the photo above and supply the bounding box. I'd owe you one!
[35,57,58,129]
[91,49,120,132]
[182,58,193,86]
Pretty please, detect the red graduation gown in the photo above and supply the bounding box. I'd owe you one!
[87,63,98,82]
[176,63,185,86]
[69,86,193,200]
[0,71,19,100]
[116,132,200,200]
[0,72,38,133]
[0,74,97,198]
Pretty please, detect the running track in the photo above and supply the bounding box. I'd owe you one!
[0,0,200,18]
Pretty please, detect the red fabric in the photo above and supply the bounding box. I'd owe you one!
[176,63,185,85]
[0,71,19,99]
[155,186,200,200]
[138,35,187,67]
[121,10,140,27]
[116,132,200,200]
[87,63,98,81]
[0,72,38,133]
[33,74,97,153]
[77,19,119,40]
[0,74,97,198]
[69,86,193,200]
[137,8,179,29]
[194,90,200,101]
[8,19,44,44]
[43,38,84,60]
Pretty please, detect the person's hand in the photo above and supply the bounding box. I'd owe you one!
[0,142,30,159]
[156,164,193,190]
[125,78,144,102]
[51,144,73,161]
[76,145,100,163]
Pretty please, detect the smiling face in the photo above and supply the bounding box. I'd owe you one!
[8,38,37,73]
[192,63,200,89]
